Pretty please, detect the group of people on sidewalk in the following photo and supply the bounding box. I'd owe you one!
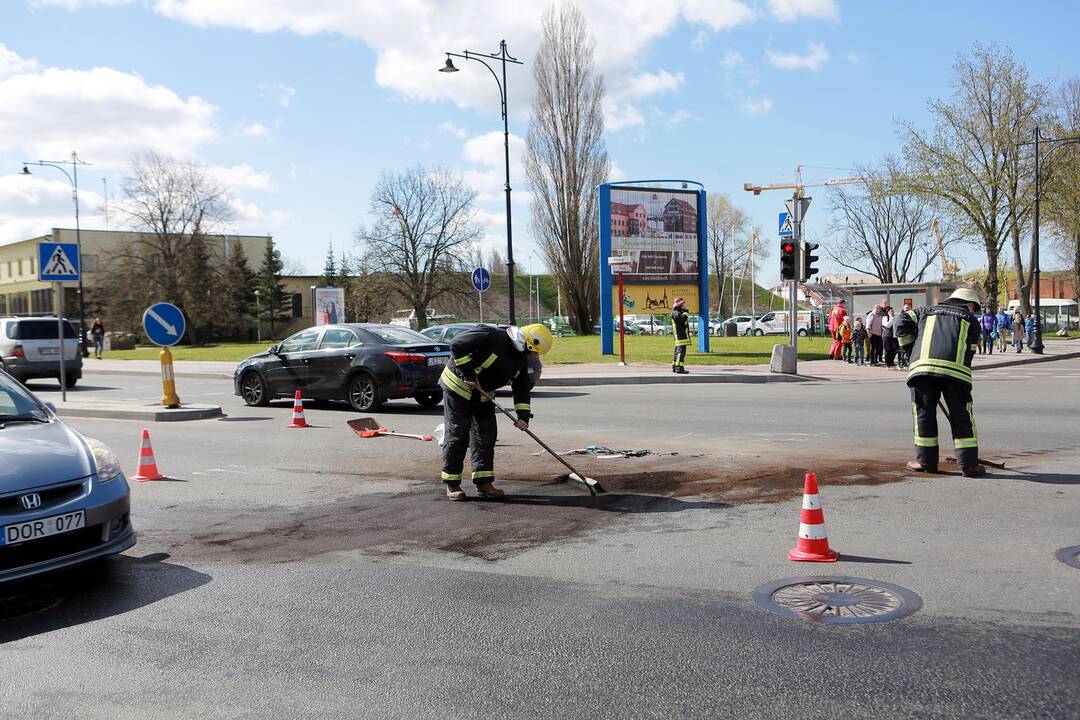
[827,300,913,369]
[978,307,1039,354]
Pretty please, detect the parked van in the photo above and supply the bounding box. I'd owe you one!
[388,309,456,330]
[0,316,82,387]
[751,310,816,337]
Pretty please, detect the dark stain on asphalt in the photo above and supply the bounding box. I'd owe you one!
[162,454,917,565]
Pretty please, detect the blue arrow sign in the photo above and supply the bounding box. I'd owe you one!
[142,302,186,347]
[471,267,491,292]
[778,212,793,238]
[38,242,80,282]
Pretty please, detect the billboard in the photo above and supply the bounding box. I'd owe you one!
[612,284,699,315]
[608,187,700,283]
[314,287,345,326]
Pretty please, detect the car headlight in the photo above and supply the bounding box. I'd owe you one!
[84,436,123,483]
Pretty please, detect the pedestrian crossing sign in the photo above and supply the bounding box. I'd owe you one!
[38,242,81,282]
[778,212,794,238]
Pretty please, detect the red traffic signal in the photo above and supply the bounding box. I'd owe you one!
[780,241,797,280]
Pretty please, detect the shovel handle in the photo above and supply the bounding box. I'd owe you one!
[479,389,586,478]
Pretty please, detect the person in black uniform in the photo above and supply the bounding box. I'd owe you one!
[439,323,554,500]
[671,296,691,374]
[895,288,985,477]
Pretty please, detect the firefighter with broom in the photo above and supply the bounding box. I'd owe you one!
[671,296,691,374]
[895,287,986,477]
[439,323,554,500]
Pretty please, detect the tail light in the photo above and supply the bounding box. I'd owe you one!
[12,344,24,358]
[384,350,427,365]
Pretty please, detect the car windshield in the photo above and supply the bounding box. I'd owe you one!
[363,326,431,345]
[0,373,47,419]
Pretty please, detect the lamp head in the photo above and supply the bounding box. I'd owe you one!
[439,56,459,73]
[20,165,31,175]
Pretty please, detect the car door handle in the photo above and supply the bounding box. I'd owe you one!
[302,358,311,363]
[344,353,355,359]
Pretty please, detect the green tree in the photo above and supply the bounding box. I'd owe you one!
[176,231,219,343]
[1046,77,1080,305]
[257,237,287,337]
[320,242,338,287]
[220,242,258,340]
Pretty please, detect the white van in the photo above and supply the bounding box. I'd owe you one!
[751,310,815,337]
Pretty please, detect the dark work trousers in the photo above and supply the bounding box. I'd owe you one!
[869,334,883,364]
[673,344,687,368]
[440,387,497,486]
[909,376,978,468]
[883,336,898,367]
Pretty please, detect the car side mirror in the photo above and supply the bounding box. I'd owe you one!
[269,344,281,355]
[44,401,57,413]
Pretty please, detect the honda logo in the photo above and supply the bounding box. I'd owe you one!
[19,493,42,510]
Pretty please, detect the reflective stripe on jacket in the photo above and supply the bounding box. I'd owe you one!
[672,309,691,347]
[442,324,533,420]
[896,300,981,386]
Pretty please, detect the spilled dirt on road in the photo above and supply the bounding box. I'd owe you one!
[156,452,922,565]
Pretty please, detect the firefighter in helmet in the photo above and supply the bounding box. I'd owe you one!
[671,297,691,374]
[895,288,985,477]
[439,323,554,500]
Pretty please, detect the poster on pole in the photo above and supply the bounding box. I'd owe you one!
[314,287,345,325]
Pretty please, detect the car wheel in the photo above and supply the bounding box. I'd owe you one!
[348,373,382,412]
[415,392,441,408]
[754,329,764,336]
[240,370,269,407]
[798,329,807,337]
[64,375,78,389]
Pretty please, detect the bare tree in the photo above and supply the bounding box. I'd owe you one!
[706,194,767,314]
[1046,77,1080,305]
[355,166,480,329]
[827,162,948,283]
[525,3,610,334]
[899,44,1043,313]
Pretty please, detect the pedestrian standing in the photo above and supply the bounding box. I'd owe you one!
[1011,311,1025,353]
[980,310,997,355]
[865,305,884,365]
[851,318,867,366]
[90,316,105,360]
[896,288,985,477]
[1025,313,1035,347]
[840,316,853,363]
[828,300,847,360]
[996,308,1010,352]
[671,297,691,375]
[882,306,899,368]
[896,302,916,369]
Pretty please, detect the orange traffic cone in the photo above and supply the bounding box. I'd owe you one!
[131,429,165,482]
[788,472,838,562]
[288,390,308,428]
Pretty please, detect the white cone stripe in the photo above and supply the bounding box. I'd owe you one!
[140,453,156,464]
[798,523,828,540]
[801,493,822,510]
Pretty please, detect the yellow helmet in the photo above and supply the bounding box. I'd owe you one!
[948,287,981,311]
[521,323,554,355]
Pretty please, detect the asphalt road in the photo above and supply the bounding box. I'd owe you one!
[3,360,1079,719]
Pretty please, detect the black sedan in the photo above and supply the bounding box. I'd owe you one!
[234,324,452,412]
[420,323,543,382]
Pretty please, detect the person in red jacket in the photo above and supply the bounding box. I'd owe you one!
[828,300,847,360]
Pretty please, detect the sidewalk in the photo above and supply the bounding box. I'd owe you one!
[82,338,1080,387]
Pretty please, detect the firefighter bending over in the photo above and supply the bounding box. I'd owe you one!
[439,323,554,500]
[895,288,985,477]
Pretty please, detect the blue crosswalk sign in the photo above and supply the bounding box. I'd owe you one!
[142,303,186,347]
[38,242,80,282]
[778,212,794,238]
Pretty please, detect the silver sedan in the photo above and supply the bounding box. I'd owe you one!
[0,370,134,583]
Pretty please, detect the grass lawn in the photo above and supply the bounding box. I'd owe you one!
[105,334,833,365]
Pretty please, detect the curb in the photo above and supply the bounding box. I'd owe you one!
[87,368,234,380]
[55,403,223,422]
[973,350,1080,372]
[537,373,807,386]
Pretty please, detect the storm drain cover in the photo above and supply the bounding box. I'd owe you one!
[752,576,922,624]
[1055,546,1080,570]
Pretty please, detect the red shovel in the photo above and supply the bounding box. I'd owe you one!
[347,417,433,441]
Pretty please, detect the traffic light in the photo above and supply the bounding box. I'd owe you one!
[780,241,797,280]
[800,241,820,281]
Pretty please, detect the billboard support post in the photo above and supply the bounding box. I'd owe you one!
[618,270,626,366]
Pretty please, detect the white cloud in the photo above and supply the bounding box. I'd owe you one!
[258,82,295,107]
[682,0,755,30]
[719,50,744,69]
[229,198,290,228]
[609,162,626,182]
[0,173,105,246]
[843,51,861,64]
[0,44,38,79]
[0,47,216,166]
[766,42,829,71]
[461,130,526,200]
[668,109,698,125]
[207,164,273,191]
[767,0,839,22]
[603,101,646,132]
[740,97,773,115]
[437,121,467,139]
[241,122,271,137]
[620,70,685,99]
[29,0,135,8]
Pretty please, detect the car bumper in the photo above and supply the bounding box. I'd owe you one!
[0,482,135,584]
[4,357,82,381]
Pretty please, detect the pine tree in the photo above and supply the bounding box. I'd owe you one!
[220,242,258,340]
[177,232,219,344]
[258,237,287,337]
[320,242,338,287]
[338,250,353,322]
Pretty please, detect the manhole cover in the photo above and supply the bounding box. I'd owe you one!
[752,576,922,624]
[1055,546,1080,570]
[0,585,65,620]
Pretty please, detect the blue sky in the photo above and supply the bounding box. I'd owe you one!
[1,0,1076,284]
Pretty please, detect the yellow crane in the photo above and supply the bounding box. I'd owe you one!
[931,217,959,281]
[743,164,865,197]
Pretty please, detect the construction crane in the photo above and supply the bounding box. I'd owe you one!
[743,164,865,197]
[931,216,960,281]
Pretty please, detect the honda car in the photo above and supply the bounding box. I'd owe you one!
[0,369,134,583]
[234,323,453,412]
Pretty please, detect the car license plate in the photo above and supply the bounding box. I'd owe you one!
[427,356,448,367]
[40,346,59,355]
[2,510,85,546]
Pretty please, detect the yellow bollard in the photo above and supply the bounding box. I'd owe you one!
[160,346,181,408]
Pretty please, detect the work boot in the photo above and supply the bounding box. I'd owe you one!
[675,366,688,375]
[961,465,987,478]
[905,460,938,474]
[445,483,467,501]
[475,482,505,498]
[672,364,678,373]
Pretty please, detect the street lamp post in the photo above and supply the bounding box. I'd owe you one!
[440,40,523,325]
[1020,126,1080,354]
[254,290,261,343]
[21,151,91,356]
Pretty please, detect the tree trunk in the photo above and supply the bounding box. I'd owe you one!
[1012,223,1032,315]
[985,243,1000,315]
